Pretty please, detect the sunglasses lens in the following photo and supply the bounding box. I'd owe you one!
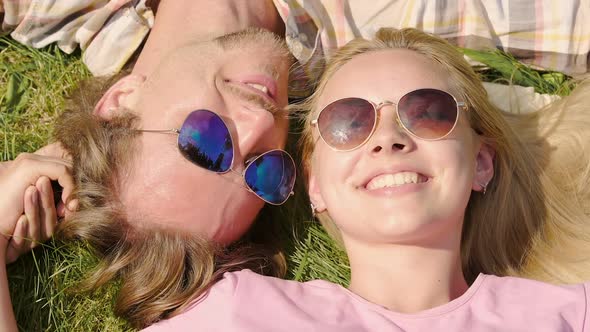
[178,110,233,172]
[398,89,458,139]
[317,98,376,150]
[244,150,296,205]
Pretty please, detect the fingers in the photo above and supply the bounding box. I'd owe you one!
[34,142,72,162]
[0,148,75,248]
[13,152,76,206]
[23,186,40,249]
[5,215,28,264]
[35,176,57,240]
[55,199,78,219]
[56,201,66,218]
[4,182,53,264]
[15,151,72,167]
[4,180,57,264]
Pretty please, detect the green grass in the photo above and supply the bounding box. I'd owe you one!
[1,34,576,331]
[0,37,89,159]
[9,241,131,331]
[288,221,350,285]
[461,48,576,96]
[1,36,133,331]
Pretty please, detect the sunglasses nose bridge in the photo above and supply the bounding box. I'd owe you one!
[374,100,404,130]
[368,100,414,150]
[374,100,396,115]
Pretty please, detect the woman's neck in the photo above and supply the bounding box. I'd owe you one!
[344,229,468,314]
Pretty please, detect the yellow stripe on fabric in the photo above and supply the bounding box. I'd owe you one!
[401,0,416,28]
[508,32,590,43]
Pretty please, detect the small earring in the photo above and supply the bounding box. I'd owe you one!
[310,203,317,218]
[478,182,488,195]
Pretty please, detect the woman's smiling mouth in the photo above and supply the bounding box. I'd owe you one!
[365,172,429,190]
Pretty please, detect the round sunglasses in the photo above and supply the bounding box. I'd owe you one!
[140,110,296,205]
[311,88,468,151]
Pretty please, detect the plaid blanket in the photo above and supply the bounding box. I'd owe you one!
[274,0,590,74]
[272,0,590,96]
[1,0,153,76]
[2,0,588,81]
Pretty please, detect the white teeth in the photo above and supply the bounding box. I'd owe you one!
[246,83,269,94]
[365,172,426,190]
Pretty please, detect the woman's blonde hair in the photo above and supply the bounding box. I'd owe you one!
[54,74,287,329]
[299,28,590,284]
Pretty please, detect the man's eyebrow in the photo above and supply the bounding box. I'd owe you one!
[223,83,286,116]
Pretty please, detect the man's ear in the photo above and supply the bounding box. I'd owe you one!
[472,142,495,192]
[94,74,145,120]
[308,172,327,213]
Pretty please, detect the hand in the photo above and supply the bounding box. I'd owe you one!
[33,143,75,220]
[0,144,75,260]
[5,177,62,264]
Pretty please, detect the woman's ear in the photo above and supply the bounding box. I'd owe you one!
[308,172,327,213]
[473,142,495,192]
[94,74,145,120]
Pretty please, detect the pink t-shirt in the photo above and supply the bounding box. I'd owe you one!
[144,269,589,331]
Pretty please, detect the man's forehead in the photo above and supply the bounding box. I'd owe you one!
[214,27,286,51]
[165,39,220,62]
[147,30,289,89]
[157,28,287,67]
[143,39,220,86]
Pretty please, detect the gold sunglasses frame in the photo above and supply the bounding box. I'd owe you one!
[310,89,469,152]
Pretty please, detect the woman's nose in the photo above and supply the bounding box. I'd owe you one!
[367,104,415,155]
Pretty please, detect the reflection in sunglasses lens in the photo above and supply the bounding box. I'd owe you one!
[178,110,234,172]
[398,89,458,140]
[319,98,376,150]
[317,90,459,150]
[244,150,296,205]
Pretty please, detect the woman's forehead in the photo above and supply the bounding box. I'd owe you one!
[317,50,453,108]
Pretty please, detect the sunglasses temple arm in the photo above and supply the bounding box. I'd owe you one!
[137,129,180,135]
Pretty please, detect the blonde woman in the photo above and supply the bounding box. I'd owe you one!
[143,28,590,331]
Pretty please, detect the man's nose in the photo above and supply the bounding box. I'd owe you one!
[231,109,277,164]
